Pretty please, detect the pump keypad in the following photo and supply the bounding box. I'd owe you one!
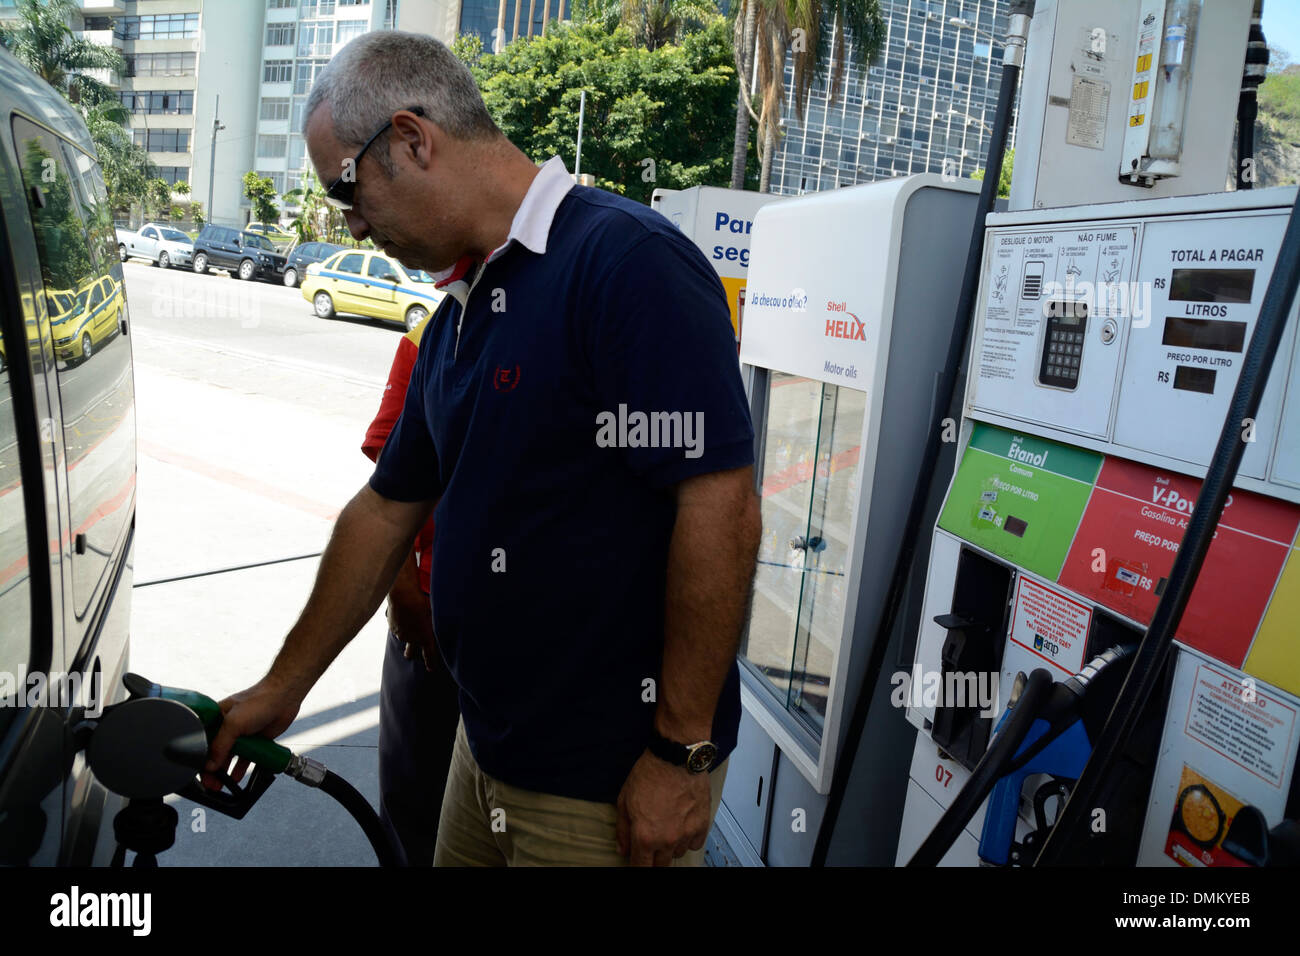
[1039,303,1087,390]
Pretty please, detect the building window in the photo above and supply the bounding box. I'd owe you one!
[134,129,191,153]
[119,90,193,114]
[266,23,295,46]
[298,21,335,57]
[336,20,367,46]
[291,97,307,131]
[261,171,286,193]
[300,0,336,16]
[268,0,297,8]
[83,16,114,31]
[339,0,370,5]
[122,52,197,77]
[288,136,306,169]
[294,59,328,95]
[116,13,200,40]
[260,98,291,121]
[154,166,190,185]
[264,60,293,83]
[257,134,288,158]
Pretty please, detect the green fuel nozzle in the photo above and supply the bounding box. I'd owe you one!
[109,673,402,865]
[123,672,293,774]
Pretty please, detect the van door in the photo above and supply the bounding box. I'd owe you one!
[0,129,66,866]
[12,117,135,864]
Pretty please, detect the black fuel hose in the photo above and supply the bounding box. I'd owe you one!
[319,770,404,867]
[810,0,1035,867]
[907,668,1054,867]
[1033,185,1300,866]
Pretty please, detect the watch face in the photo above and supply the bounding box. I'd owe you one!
[686,743,718,774]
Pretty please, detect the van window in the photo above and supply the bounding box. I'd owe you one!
[0,316,34,737]
[13,116,135,621]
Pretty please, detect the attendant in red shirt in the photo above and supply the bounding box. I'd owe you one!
[363,317,459,867]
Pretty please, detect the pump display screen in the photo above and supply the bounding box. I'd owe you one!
[1162,316,1248,352]
[1169,269,1255,303]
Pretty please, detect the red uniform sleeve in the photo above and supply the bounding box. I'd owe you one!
[362,334,421,463]
[363,327,435,594]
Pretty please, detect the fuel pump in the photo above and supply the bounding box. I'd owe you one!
[893,0,1300,870]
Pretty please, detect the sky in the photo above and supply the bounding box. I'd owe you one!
[1263,2,1300,65]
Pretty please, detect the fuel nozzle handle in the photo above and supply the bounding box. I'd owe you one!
[122,672,293,775]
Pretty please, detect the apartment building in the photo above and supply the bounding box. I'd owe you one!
[1,0,454,226]
[767,0,1017,196]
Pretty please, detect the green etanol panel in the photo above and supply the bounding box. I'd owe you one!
[938,423,1103,580]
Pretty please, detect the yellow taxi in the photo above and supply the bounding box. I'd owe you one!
[300,248,444,332]
[51,274,123,363]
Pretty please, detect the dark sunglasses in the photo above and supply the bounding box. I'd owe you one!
[323,105,426,211]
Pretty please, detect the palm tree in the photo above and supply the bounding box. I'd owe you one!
[730,0,885,192]
[0,0,125,106]
[283,168,345,245]
[576,0,719,51]
[77,99,155,216]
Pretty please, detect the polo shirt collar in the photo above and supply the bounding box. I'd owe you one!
[432,155,574,304]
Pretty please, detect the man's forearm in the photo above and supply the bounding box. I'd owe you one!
[655,467,761,743]
[268,484,434,696]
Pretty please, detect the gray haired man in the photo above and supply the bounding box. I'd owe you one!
[206,30,760,867]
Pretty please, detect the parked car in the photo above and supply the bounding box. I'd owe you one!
[0,43,136,864]
[282,240,345,288]
[115,222,193,269]
[192,225,287,281]
[246,220,295,244]
[300,248,444,331]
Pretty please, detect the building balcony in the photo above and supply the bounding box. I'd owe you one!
[80,0,127,13]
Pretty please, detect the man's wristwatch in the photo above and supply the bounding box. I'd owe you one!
[647,729,718,774]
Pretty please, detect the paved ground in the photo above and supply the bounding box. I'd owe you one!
[123,258,404,865]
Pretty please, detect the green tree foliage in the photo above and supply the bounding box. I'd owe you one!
[282,167,347,244]
[0,0,156,214]
[971,148,1014,198]
[242,171,280,225]
[572,0,722,51]
[0,0,123,105]
[79,101,155,214]
[454,20,739,204]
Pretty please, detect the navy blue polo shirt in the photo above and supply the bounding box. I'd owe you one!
[370,184,754,804]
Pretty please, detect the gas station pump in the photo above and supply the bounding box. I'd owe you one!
[716,0,1300,868]
[894,0,1300,867]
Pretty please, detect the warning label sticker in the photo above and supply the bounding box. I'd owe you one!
[1008,576,1092,676]
[1067,75,1110,149]
[1184,662,1297,790]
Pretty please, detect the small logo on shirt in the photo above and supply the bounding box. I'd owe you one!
[493,365,521,392]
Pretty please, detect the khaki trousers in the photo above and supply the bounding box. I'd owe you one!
[432,718,728,866]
